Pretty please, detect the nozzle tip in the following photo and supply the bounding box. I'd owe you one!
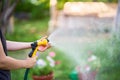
[47,39,49,42]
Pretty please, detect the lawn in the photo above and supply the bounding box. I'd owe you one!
[6,18,49,42]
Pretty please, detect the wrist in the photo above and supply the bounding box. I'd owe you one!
[31,41,37,49]
[21,60,27,68]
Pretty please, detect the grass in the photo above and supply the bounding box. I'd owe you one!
[6,18,49,42]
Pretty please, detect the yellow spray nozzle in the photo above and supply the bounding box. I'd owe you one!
[37,38,49,46]
[30,38,49,57]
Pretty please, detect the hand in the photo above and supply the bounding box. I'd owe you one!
[37,36,51,52]
[24,56,37,68]
[38,43,51,52]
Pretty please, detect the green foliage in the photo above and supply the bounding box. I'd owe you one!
[86,37,120,80]
[30,2,49,19]
[109,36,120,68]
[31,59,54,76]
[15,0,49,19]
[29,48,74,79]
[11,69,26,80]
[6,18,49,42]
[52,48,76,79]
[96,66,120,80]
[15,1,33,12]
[97,0,117,2]
[29,0,49,6]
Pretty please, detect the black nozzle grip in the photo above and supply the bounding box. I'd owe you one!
[29,42,37,57]
[28,50,34,57]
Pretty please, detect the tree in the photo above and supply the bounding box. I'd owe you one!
[0,0,19,34]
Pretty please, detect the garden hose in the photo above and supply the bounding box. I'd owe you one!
[24,38,49,80]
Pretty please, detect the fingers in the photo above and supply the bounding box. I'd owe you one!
[37,43,51,52]
[25,56,37,68]
[33,55,38,59]
[38,46,47,52]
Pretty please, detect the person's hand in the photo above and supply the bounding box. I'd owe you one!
[38,43,51,52]
[37,36,51,52]
[24,56,37,68]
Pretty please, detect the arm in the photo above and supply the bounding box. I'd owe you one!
[6,40,32,51]
[6,40,51,51]
[0,40,37,70]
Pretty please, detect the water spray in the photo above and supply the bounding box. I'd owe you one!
[24,37,49,80]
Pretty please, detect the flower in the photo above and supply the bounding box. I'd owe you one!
[87,54,100,71]
[88,55,97,62]
[46,56,55,67]
[85,65,91,72]
[36,59,47,67]
[31,52,56,76]
[49,52,56,57]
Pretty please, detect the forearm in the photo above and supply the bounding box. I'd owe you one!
[0,40,25,69]
[0,40,36,70]
[0,56,27,70]
[7,41,32,51]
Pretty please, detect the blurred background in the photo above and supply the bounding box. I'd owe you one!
[0,0,120,80]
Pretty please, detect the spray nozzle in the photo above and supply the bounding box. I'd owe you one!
[47,38,49,42]
[29,37,49,57]
[37,38,49,46]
